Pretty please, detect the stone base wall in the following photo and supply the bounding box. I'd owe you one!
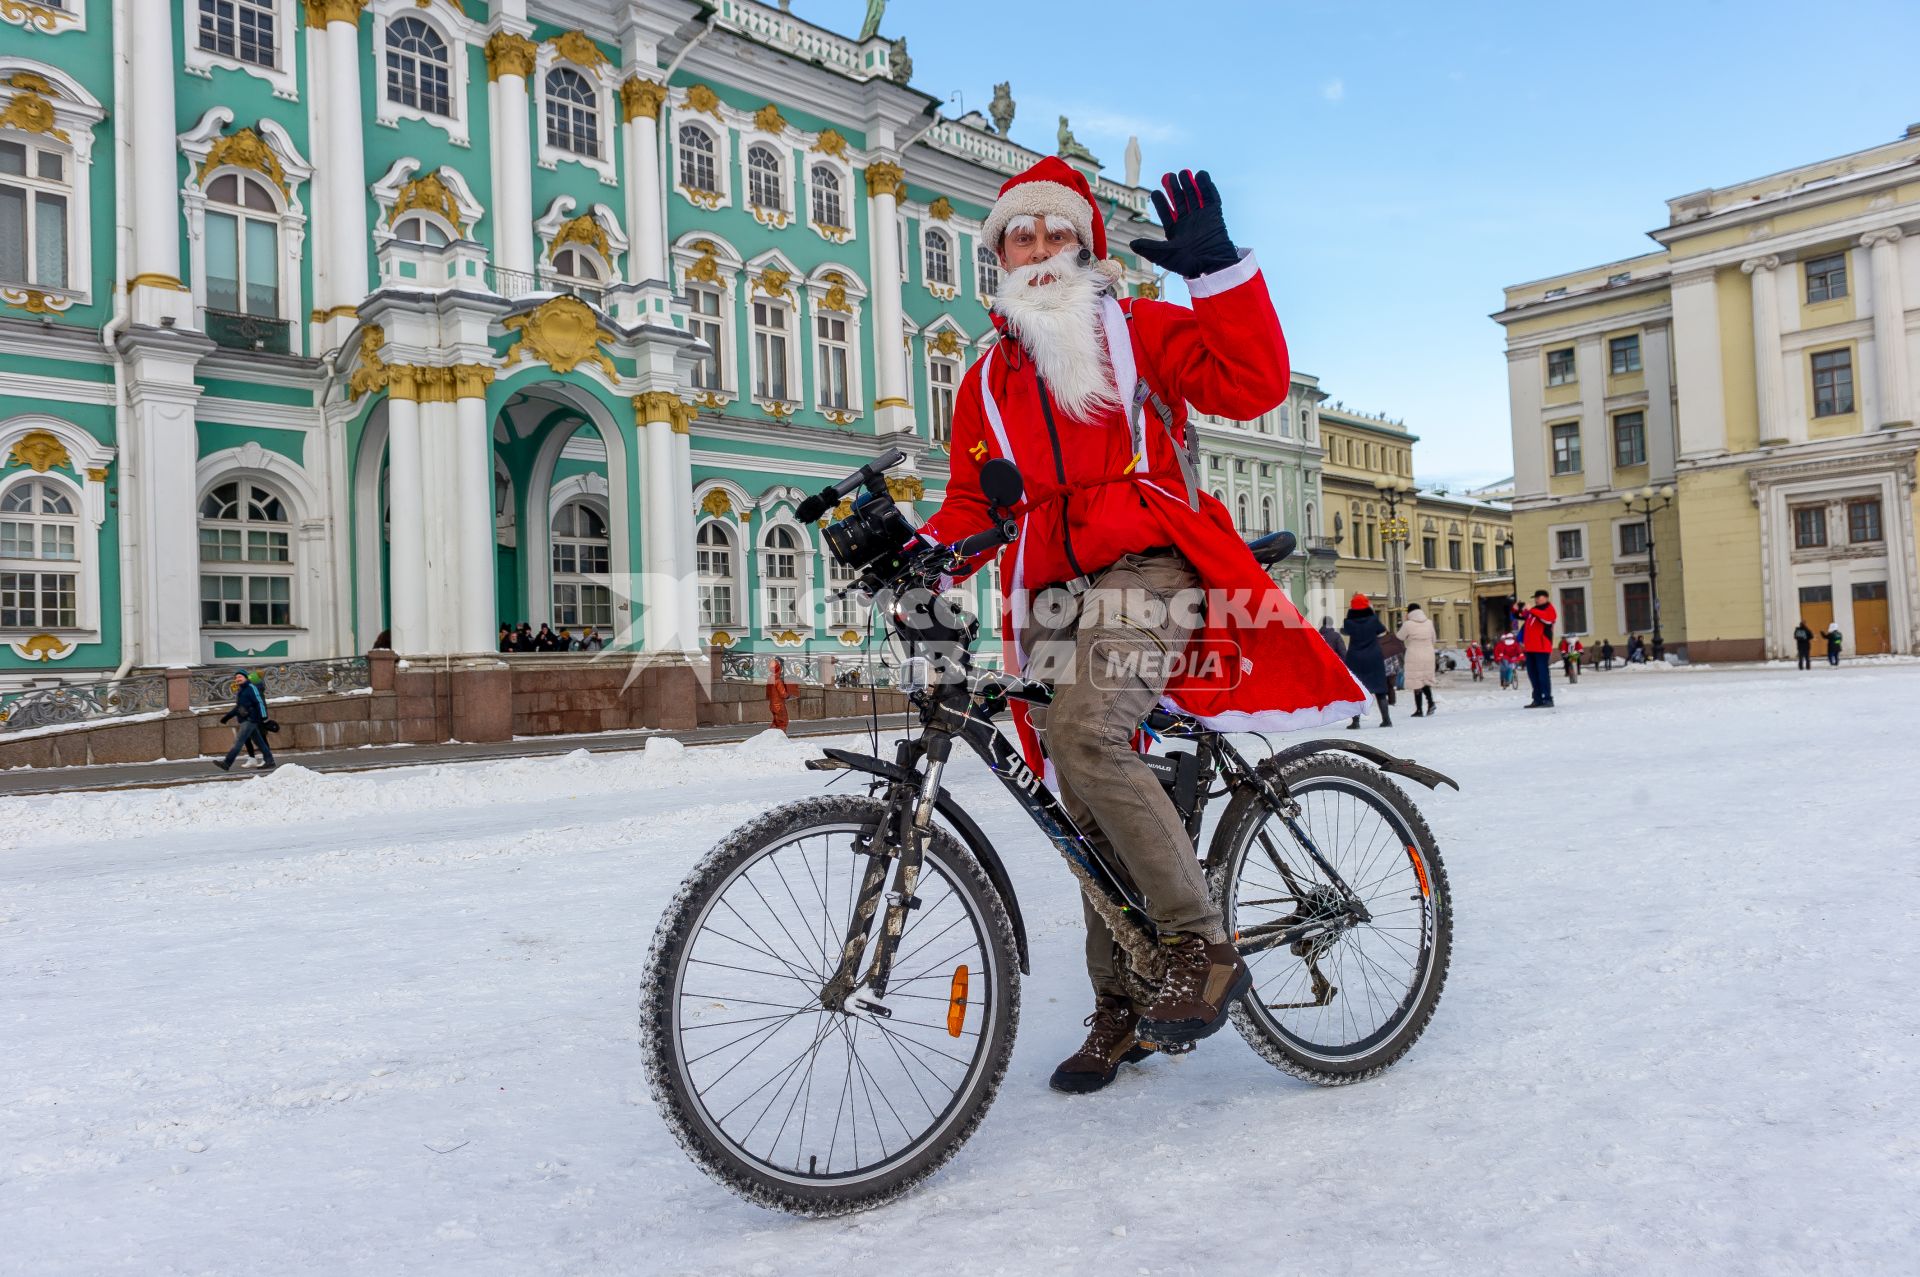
[0,650,909,771]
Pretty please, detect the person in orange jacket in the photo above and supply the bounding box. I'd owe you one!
[765,658,794,733]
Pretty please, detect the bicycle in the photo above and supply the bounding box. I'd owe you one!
[641,450,1457,1216]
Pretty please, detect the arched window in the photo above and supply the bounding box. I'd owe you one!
[1235,492,1250,530]
[924,228,952,287]
[392,213,451,246]
[1305,501,1317,539]
[547,247,603,304]
[550,499,611,629]
[678,124,716,193]
[761,525,803,628]
[204,172,280,317]
[198,479,293,627]
[545,67,599,158]
[746,144,783,212]
[0,134,72,291]
[696,521,739,627]
[975,244,1001,298]
[809,164,843,229]
[385,16,451,116]
[1261,496,1274,533]
[0,477,79,630]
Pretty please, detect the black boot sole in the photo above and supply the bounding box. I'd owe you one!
[1048,1043,1155,1094]
[1136,966,1253,1049]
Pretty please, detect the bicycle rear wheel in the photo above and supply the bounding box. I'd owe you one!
[641,795,1020,1216]
[1208,753,1451,1084]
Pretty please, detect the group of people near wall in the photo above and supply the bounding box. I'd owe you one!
[1317,594,1440,729]
[1791,620,1847,669]
[497,622,606,653]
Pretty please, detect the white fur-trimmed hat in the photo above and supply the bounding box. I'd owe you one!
[982,155,1108,259]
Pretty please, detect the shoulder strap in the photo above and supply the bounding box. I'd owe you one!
[1120,308,1200,511]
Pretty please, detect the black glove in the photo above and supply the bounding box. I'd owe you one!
[1129,169,1239,279]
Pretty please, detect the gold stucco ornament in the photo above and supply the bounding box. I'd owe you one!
[389,170,465,235]
[201,127,290,198]
[1,287,72,314]
[620,77,668,122]
[814,129,849,158]
[9,429,70,473]
[634,391,693,433]
[348,326,390,400]
[754,267,793,300]
[0,2,65,34]
[551,213,611,262]
[303,0,369,27]
[503,297,619,380]
[819,273,852,313]
[485,31,537,81]
[928,196,954,221]
[864,161,904,200]
[548,30,609,70]
[0,90,67,143]
[754,104,787,134]
[931,329,963,357]
[886,476,925,502]
[682,84,722,119]
[18,634,70,662]
[699,489,734,519]
[685,241,727,288]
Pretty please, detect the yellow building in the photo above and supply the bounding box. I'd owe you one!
[1319,406,1514,643]
[1495,124,1920,659]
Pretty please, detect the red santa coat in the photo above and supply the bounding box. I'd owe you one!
[921,252,1366,765]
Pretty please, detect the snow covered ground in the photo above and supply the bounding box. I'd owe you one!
[3,665,1916,1275]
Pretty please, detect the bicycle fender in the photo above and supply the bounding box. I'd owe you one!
[807,749,1032,974]
[1260,739,1460,792]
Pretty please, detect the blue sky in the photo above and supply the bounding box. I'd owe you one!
[805,0,1920,488]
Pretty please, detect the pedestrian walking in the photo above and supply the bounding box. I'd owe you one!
[1626,633,1645,664]
[1825,624,1843,666]
[1317,616,1347,662]
[1467,641,1484,682]
[1341,594,1393,729]
[1379,629,1405,704]
[1793,621,1814,670]
[766,657,794,733]
[1398,604,1439,718]
[214,671,275,772]
[1516,590,1557,708]
[1600,639,1615,671]
[1559,636,1581,683]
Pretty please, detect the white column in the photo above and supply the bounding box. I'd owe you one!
[622,79,668,283]
[672,423,700,653]
[455,386,498,652]
[865,160,912,434]
[121,339,207,667]
[1670,267,1727,459]
[1863,228,1912,429]
[1506,348,1547,496]
[1743,255,1790,445]
[386,388,427,653]
[321,7,370,341]
[1576,335,1608,493]
[486,34,537,276]
[126,0,191,326]
[1643,320,1677,481]
[642,412,680,650]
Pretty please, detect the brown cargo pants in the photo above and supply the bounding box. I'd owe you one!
[1020,550,1226,999]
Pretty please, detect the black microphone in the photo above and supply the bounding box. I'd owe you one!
[1076,248,1093,266]
[796,448,906,522]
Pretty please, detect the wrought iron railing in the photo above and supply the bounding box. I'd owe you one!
[0,674,168,734]
[204,308,292,355]
[188,656,370,708]
[721,652,823,686]
[485,266,603,308]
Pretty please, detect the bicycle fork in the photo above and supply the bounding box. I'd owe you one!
[818,735,950,1014]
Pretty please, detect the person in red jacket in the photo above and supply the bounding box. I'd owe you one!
[1515,589,1559,707]
[918,158,1362,1090]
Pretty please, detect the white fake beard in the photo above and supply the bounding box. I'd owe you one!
[992,254,1122,423]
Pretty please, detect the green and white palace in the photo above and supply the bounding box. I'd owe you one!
[0,0,1328,696]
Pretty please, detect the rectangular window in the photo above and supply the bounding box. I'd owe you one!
[1556,528,1584,562]
[1613,412,1646,468]
[700,584,734,626]
[1622,580,1652,632]
[1811,349,1854,416]
[1619,520,1648,557]
[1792,505,1827,549]
[765,586,799,627]
[1551,423,1582,475]
[752,300,789,401]
[0,139,70,291]
[1421,536,1436,569]
[199,0,278,69]
[815,313,850,410]
[1546,347,1576,386]
[1472,541,1485,572]
[929,358,957,444]
[687,288,722,391]
[1798,584,1832,605]
[1495,542,1507,571]
[1447,540,1461,572]
[1805,252,1848,303]
[1609,335,1641,374]
[0,570,77,628]
[1560,586,1588,636]
[1847,498,1882,544]
[580,583,612,628]
[1851,580,1888,603]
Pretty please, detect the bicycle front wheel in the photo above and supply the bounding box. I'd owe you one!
[640,795,1020,1216]
[1208,752,1452,1085]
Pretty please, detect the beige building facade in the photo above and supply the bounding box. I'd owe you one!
[1496,124,1920,660]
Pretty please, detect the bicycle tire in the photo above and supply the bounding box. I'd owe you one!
[1207,753,1452,1086]
[641,795,1021,1216]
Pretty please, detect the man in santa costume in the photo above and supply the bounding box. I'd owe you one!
[919,157,1365,1093]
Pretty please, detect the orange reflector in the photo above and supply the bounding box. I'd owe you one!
[947,965,969,1037]
[1407,845,1430,898]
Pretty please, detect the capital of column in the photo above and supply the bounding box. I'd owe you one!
[389,364,497,402]
[1860,226,1905,251]
[1740,255,1780,276]
[621,77,669,122]
[486,31,539,81]
[634,391,693,432]
[303,0,368,27]
[864,161,905,200]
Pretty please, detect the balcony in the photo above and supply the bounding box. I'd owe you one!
[486,265,603,309]
[1305,536,1340,561]
[204,308,291,355]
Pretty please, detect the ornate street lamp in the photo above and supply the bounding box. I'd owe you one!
[1373,476,1414,615]
[1622,484,1676,659]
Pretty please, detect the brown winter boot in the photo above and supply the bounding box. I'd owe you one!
[1049,996,1155,1094]
[1136,934,1251,1048]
